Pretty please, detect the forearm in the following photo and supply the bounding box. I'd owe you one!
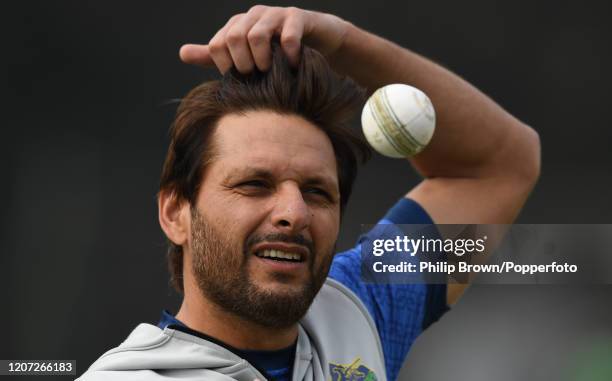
[328,22,539,182]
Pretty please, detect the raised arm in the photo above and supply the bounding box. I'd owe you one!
[179,6,541,304]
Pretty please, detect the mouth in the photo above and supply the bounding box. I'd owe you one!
[254,249,305,263]
[250,242,310,271]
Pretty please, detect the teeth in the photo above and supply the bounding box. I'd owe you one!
[257,249,302,261]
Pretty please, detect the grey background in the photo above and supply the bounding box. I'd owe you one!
[2,1,611,380]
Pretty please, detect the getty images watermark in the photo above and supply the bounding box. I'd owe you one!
[360,224,612,284]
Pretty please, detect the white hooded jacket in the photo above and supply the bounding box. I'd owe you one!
[78,279,387,381]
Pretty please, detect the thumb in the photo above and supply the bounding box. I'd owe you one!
[179,44,214,67]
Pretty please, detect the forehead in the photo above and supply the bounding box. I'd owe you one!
[209,111,338,184]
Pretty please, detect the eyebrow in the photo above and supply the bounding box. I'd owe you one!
[223,166,338,191]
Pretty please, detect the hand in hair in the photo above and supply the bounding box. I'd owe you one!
[179,6,349,74]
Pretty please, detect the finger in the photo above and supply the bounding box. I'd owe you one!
[208,32,233,73]
[247,9,285,71]
[280,10,305,67]
[225,8,266,73]
[179,44,213,67]
[208,14,243,74]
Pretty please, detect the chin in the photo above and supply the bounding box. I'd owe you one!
[255,278,309,295]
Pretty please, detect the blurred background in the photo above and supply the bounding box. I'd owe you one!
[1,1,611,380]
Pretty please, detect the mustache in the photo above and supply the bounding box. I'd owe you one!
[245,233,315,256]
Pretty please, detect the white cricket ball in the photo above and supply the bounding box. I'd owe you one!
[361,83,436,158]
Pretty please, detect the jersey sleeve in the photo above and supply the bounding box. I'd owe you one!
[328,198,449,381]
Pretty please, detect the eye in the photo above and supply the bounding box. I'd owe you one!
[235,180,271,191]
[303,187,331,199]
[238,180,267,188]
[233,180,273,196]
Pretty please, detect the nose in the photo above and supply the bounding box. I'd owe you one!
[270,182,311,234]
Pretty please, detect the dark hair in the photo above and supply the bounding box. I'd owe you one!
[159,43,371,292]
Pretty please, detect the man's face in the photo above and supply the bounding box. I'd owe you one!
[188,110,340,328]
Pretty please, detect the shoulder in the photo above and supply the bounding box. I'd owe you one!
[302,279,383,352]
[300,279,388,380]
[76,324,168,380]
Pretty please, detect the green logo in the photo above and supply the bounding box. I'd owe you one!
[329,358,377,381]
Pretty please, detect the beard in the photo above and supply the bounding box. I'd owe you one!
[190,207,333,328]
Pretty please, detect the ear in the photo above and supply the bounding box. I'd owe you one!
[158,189,190,247]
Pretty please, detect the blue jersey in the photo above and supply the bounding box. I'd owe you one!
[159,198,448,381]
[329,197,448,381]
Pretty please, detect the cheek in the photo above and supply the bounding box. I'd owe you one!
[197,188,266,230]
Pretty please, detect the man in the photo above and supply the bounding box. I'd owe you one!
[79,5,540,381]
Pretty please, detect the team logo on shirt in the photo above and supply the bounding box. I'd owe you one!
[329,357,377,381]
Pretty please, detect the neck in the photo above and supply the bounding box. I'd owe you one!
[176,280,298,351]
